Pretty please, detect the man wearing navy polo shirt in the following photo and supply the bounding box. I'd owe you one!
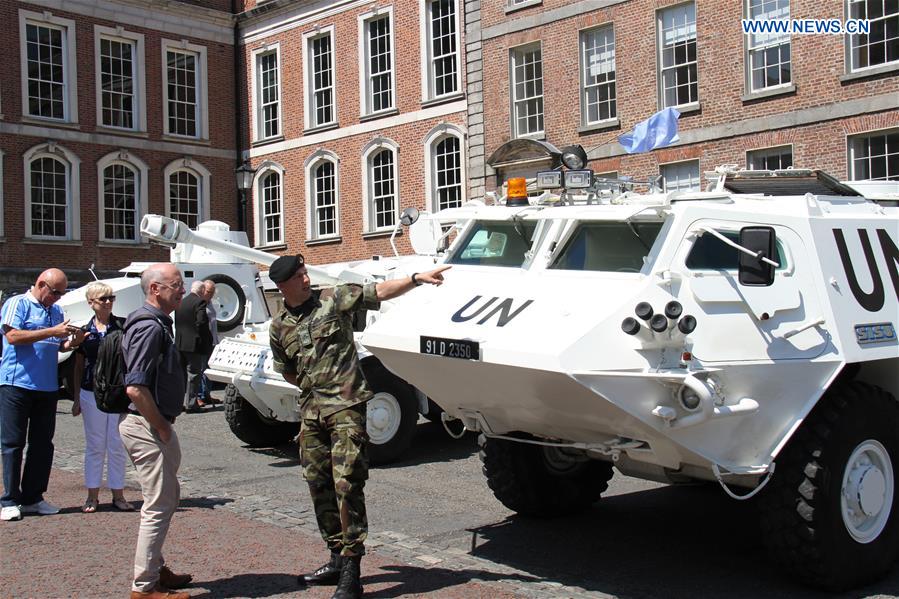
[0,268,85,522]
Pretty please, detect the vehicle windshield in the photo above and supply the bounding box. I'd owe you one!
[549,221,664,272]
[447,220,538,267]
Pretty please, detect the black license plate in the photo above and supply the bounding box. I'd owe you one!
[420,336,480,360]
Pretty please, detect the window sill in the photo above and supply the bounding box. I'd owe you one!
[20,116,81,129]
[23,238,83,247]
[362,230,400,240]
[421,93,465,109]
[254,243,287,252]
[741,83,796,103]
[94,125,148,138]
[304,122,340,135]
[251,135,285,148]
[161,134,211,145]
[305,236,342,247]
[840,62,899,83]
[514,132,546,141]
[97,241,152,248]
[505,0,542,14]
[578,118,620,134]
[670,101,701,115]
[360,108,399,123]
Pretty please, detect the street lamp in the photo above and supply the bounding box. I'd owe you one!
[235,160,256,232]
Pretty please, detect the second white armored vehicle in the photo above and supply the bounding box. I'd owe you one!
[361,165,899,589]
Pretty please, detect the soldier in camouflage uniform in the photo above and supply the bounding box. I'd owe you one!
[268,254,449,599]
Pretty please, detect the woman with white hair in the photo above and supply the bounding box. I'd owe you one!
[72,282,134,513]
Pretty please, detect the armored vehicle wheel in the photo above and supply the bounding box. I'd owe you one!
[479,434,614,517]
[223,384,300,447]
[363,365,418,465]
[759,382,899,590]
[207,274,246,332]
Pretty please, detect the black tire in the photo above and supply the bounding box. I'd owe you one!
[759,381,899,590]
[479,433,614,517]
[362,364,418,465]
[423,398,444,423]
[206,274,246,332]
[223,384,299,447]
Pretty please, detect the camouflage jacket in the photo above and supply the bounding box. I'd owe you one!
[269,283,380,418]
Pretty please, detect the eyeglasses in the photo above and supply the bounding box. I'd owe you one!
[90,295,116,303]
[42,281,65,297]
[157,281,185,292]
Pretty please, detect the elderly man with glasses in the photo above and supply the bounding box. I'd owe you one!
[0,268,86,522]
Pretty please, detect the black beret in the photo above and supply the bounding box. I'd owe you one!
[269,254,305,283]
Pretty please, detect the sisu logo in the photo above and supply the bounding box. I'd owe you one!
[452,296,534,327]
[833,228,899,312]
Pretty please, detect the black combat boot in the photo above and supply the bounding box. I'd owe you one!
[300,552,343,585]
[330,555,362,599]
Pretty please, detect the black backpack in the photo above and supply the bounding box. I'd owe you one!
[94,313,168,414]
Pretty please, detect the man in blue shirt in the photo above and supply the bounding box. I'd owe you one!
[0,268,85,522]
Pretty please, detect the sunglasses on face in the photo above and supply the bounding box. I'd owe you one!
[90,295,116,303]
[42,281,65,297]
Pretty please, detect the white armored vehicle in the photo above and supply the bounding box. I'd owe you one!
[145,212,458,464]
[361,161,899,589]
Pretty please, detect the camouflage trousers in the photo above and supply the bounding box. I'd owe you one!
[300,403,368,556]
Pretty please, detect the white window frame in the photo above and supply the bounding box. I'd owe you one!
[251,161,285,247]
[0,150,5,239]
[746,144,793,170]
[660,159,701,193]
[848,127,899,181]
[164,158,211,226]
[744,0,791,93]
[424,124,467,212]
[304,150,342,241]
[361,138,400,233]
[94,25,147,132]
[96,150,149,243]
[161,38,209,140]
[303,27,337,130]
[358,7,397,117]
[846,0,899,73]
[657,2,699,109]
[250,43,282,142]
[419,0,462,102]
[23,142,81,241]
[510,42,545,139]
[19,10,78,123]
[580,25,617,127]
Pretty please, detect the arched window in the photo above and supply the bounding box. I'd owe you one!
[424,125,466,212]
[97,151,149,243]
[164,158,210,229]
[23,142,81,240]
[260,170,283,245]
[304,151,340,242]
[371,149,396,230]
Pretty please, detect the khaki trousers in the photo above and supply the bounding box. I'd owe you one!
[119,414,181,592]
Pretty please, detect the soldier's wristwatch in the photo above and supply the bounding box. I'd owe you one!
[411,273,422,286]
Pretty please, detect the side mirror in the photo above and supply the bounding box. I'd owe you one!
[738,226,776,286]
[400,207,420,227]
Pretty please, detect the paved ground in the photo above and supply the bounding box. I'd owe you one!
[2,400,898,599]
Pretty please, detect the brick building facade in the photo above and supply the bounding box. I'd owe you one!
[235,0,468,264]
[466,0,898,195]
[0,0,239,285]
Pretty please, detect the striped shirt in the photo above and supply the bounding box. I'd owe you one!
[0,291,65,391]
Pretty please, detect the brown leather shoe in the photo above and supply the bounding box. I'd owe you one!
[159,566,193,589]
[129,586,190,599]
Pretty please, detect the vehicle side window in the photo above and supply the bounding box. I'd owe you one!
[686,230,786,270]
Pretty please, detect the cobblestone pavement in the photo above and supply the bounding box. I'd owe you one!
[4,402,898,599]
